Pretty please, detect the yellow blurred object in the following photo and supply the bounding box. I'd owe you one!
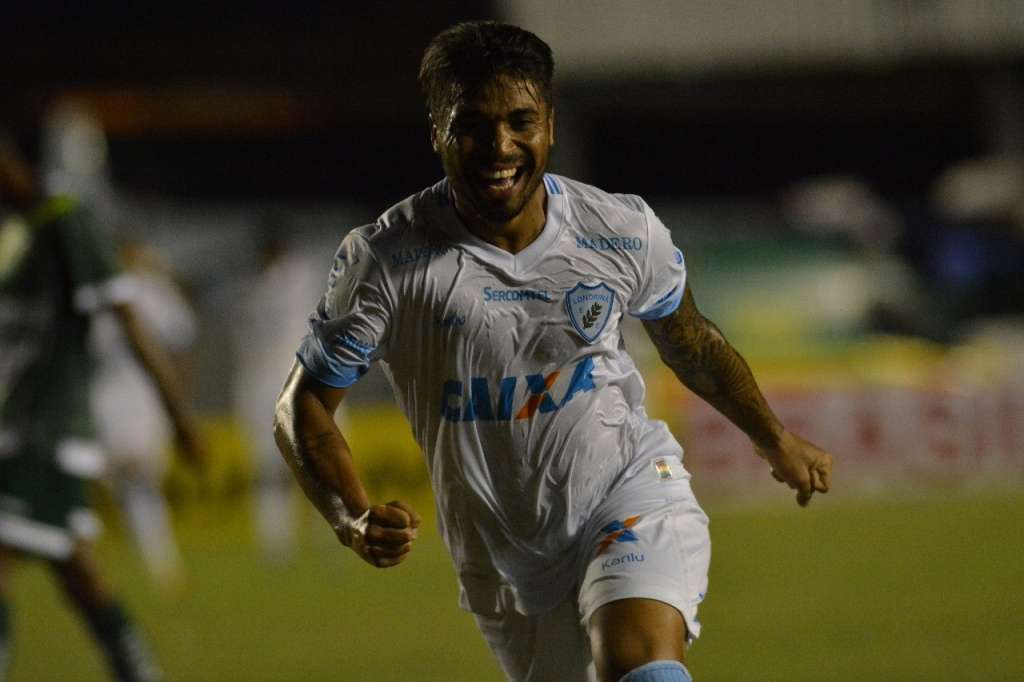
[164,416,253,502]
[343,404,432,507]
[161,407,431,505]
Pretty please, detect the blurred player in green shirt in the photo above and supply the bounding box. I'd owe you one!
[0,130,204,681]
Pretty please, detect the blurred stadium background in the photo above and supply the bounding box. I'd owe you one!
[3,2,1023,680]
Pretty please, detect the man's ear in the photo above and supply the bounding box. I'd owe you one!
[548,106,555,146]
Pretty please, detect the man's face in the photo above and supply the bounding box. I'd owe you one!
[432,75,554,226]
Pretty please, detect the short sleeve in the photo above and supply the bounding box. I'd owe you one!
[295,231,392,388]
[56,202,136,314]
[628,202,687,320]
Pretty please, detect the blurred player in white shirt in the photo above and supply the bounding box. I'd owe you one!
[232,232,331,562]
[274,22,833,682]
[90,241,198,591]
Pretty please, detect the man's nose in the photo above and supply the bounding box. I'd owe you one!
[490,123,515,155]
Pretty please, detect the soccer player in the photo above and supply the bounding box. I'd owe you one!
[274,22,833,682]
[229,231,333,564]
[90,239,199,591]
[0,131,204,681]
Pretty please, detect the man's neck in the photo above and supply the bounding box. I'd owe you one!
[455,188,548,255]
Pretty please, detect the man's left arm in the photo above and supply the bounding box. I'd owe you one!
[642,285,832,506]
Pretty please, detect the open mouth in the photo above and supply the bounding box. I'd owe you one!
[478,166,525,194]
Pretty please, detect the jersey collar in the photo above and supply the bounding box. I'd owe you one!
[436,174,566,275]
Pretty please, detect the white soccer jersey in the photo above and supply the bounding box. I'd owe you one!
[90,266,197,467]
[298,174,688,613]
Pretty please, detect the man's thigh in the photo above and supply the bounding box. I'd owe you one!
[577,463,711,645]
[473,597,596,682]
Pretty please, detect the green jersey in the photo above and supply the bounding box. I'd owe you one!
[0,197,130,454]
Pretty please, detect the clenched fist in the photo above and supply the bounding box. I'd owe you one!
[339,500,422,568]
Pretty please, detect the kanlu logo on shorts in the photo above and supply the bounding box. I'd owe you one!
[601,551,645,571]
[596,515,641,555]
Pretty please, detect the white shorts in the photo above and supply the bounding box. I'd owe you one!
[472,455,711,682]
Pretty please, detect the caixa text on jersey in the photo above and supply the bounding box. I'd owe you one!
[440,357,595,422]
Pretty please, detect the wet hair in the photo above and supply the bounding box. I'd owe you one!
[418,21,554,122]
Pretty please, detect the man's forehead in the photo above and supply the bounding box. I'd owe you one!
[452,76,547,115]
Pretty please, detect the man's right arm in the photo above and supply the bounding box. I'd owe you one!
[273,361,420,567]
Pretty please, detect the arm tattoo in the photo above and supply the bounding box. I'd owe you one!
[643,287,783,447]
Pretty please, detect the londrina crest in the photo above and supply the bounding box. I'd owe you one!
[565,282,615,344]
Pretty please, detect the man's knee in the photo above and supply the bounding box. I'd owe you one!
[589,598,687,682]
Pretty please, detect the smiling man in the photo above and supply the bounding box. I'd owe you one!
[274,21,832,682]
[432,72,553,248]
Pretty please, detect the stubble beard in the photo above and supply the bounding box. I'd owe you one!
[469,165,543,226]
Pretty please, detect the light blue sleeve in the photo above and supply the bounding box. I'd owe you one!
[628,202,687,320]
[295,230,391,388]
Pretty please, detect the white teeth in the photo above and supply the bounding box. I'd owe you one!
[482,168,518,180]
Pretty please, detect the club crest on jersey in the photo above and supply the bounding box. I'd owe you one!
[565,282,615,344]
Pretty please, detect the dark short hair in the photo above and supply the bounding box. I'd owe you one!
[418,21,555,121]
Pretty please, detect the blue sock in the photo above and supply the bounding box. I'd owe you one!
[619,660,693,682]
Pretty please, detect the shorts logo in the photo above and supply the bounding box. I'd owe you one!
[596,515,641,555]
[601,552,645,571]
[565,282,615,344]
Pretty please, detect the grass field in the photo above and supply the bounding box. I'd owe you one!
[7,487,1023,681]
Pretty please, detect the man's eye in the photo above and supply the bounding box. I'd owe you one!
[511,117,537,130]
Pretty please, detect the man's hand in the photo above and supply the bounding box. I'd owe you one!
[340,500,421,568]
[755,431,833,507]
[643,288,834,503]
